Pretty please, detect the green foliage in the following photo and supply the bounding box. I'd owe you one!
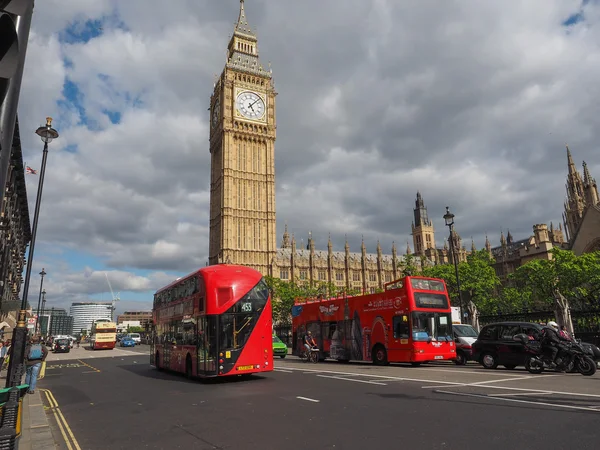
[509,248,600,310]
[127,326,144,333]
[398,254,420,277]
[264,276,303,326]
[459,250,502,314]
[421,250,501,315]
[265,276,372,325]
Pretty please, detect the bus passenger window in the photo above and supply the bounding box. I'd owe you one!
[393,316,409,339]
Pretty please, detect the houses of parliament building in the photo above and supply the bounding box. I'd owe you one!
[208,2,600,293]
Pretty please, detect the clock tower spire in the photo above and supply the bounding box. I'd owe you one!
[208,1,277,275]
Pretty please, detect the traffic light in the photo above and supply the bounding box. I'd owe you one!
[0,0,30,104]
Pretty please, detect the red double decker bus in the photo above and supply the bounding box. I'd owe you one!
[292,276,456,365]
[151,264,273,378]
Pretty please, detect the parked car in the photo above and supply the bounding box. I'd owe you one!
[126,333,141,345]
[120,337,136,348]
[272,335,287,359]
[471,321,543,369]
[453,324,479,365]
[53,338,71,353]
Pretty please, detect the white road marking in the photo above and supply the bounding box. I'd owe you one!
[408,367,529,377]
[487,392,553,397]
[435,383,600,398]
[284,366,465,386]
[273,369,293,373]
[317,375,387,386]
[435,389,600,413]
[296,396,320,403]
[423,374,557,389]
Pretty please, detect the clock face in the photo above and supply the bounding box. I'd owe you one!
[212,98,220,127]
[236,91,265,120]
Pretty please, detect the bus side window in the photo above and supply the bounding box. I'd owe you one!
[393,316,409,339]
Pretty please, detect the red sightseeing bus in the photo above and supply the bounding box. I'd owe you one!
[151,264,273,378]
[292,276,456,365]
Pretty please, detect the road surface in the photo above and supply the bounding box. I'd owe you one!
[39,346,600,449]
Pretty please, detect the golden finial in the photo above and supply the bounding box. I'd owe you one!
[46,117,53,127]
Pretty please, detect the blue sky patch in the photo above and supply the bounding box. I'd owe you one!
[563,12,584,26]
[63,144,78,154]
[103,109,121,124]
[59,79,87,125]
[59,18,105,44]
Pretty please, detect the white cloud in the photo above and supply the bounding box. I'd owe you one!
[13,0,600,312]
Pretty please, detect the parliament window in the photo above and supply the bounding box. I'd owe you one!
[279,270,289,279]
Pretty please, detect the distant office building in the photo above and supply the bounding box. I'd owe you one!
[47,307,67,316]
[49,315,74,336]
[42,308,73,336]
[70,302,112,334]
[117,311,152,329]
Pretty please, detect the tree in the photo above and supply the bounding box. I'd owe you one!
[398,254,420,277]
[458,250,501,317]
[421,250,501,320]
[127,326,144,333]
[509,248,600,333]
[264,276,304,326]
[265,276,368,325]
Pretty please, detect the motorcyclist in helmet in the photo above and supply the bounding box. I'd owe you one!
[540,321,569,367]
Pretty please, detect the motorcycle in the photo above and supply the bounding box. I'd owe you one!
[513,333,596,376]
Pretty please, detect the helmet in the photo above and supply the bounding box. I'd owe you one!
[547,321,558,329]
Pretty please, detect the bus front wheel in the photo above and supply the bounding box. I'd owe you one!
[372,345,388,366]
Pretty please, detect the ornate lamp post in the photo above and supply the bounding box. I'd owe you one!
[34,268,46,334]
[6,117,59,388]
[40,289,47,335]
[443,207,464,323]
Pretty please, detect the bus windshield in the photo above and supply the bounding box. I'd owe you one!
[412,312,453,342]
[219,279,269,351]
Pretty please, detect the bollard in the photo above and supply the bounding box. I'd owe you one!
[8,365,24,389]
[0,427,16,450]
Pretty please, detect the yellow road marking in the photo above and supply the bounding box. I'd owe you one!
[40,389,82,450]
[77,359,101,373]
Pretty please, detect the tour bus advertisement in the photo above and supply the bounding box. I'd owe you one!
[292,276,456,365]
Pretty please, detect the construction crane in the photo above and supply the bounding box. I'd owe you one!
[105,273,120,321]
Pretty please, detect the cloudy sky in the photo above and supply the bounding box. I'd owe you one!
[15,0,599,314]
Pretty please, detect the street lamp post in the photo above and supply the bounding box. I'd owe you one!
[443,206,464,324]
[40,289,47,336]
[6,117,59,388]
[34,268,46,334]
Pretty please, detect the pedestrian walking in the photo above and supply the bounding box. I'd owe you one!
[24,335,48,394]
[3,340,11,371]
[0,342,6,372]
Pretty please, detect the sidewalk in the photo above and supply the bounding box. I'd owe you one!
[18,390,56,450]
[0,368,57,450]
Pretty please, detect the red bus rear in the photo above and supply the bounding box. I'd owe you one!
[292,276,456,365]
[151,264,273,378]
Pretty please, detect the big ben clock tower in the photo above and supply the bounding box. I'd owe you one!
[208,0,277,275]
